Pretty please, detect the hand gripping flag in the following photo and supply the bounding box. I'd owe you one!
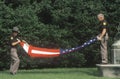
[19,37,97,58]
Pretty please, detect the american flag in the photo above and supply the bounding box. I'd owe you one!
[20,37,97,58]
[60,37,97,54]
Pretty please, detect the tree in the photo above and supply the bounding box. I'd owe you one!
[0,0,119,69]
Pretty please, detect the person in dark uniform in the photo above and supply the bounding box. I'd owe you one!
[97,13,109,64]
[9,27,21,75]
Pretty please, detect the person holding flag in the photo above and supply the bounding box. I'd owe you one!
[97,13,109,64]
[9,27,21,75]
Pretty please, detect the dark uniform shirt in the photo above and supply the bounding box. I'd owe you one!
[99,20,108,34]
[10,35,19,48]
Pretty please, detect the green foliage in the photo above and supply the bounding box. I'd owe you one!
[0,0,119,69]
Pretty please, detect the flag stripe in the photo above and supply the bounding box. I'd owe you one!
[23,43,29,53]
[20,42,60,58]
[31,50,60,55]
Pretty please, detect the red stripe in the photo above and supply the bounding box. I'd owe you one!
[29,53,60,58]
[19,42,24,47]
[19,42,60,58]
[31,45,60,52]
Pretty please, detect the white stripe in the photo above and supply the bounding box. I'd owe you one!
[31,50,59,55]
[23,43,29,53]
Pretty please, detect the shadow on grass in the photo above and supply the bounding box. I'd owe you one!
[17,68,100,77]
[0,68,100,77]
[79,68,100,77]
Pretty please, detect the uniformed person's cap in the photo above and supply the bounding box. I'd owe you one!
[12,27,20,33]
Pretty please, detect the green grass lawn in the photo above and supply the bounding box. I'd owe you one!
[0,68,119,79]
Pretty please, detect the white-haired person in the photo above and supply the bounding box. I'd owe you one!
[97,13,109,64]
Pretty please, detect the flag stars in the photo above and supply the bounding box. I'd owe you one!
[61,37,97,54]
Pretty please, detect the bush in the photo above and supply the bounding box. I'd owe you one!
[0,0,119,69]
